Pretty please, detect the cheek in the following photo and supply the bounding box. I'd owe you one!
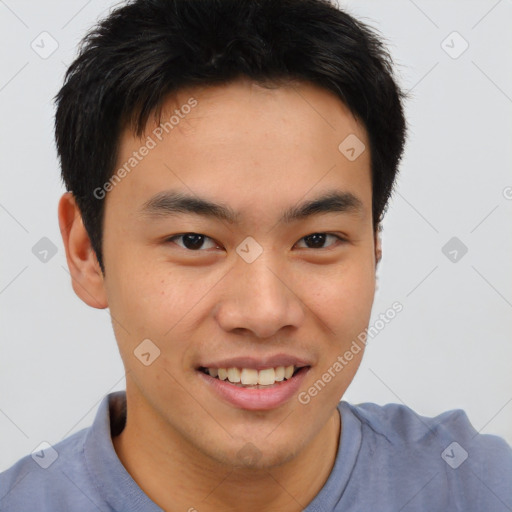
[104,262,170,353]
[107,257,222,349]
[297,258,376,331]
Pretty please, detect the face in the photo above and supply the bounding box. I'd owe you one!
[99,78,378,468]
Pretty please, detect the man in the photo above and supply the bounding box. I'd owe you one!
[1,0,510,510]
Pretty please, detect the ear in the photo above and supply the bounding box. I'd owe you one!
[58,192,108,309]
[374,228,382,268]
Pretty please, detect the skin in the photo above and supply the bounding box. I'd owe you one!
[58,77,382,511]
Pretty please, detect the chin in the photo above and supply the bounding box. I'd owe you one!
[207,436,306,470]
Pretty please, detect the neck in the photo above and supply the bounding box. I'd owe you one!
[112,389,341,512]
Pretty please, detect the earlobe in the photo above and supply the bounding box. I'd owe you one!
[58,192,108,309]
[374,231,382,267]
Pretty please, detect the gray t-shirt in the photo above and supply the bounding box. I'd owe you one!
[1,390,511,511]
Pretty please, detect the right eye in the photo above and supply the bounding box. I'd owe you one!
[165,233,221,251]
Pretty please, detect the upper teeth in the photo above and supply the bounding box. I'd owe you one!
[207,366,296,385]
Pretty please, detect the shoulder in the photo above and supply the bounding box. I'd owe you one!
[0,427,97,511]
[340,401,512,508]
[345,401,510,449]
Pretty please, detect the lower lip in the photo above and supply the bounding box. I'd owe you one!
[197,368,310,411]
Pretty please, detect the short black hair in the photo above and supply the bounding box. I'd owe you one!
[55,0,407,273]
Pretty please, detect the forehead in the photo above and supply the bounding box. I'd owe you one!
[107,78,372,224]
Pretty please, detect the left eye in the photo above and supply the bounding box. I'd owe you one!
[295,233,344,249]
[167,233,219,251]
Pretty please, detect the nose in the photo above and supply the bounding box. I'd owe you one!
[213,255,305,339]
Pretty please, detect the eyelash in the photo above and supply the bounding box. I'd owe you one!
[165,232,347,251]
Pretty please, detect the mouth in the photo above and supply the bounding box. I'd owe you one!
[198,365,308,388]
[196,362,311,410]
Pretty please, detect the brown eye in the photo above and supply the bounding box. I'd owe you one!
[296,233,344,249]
[167,233,218,251]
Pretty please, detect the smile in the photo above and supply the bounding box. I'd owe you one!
[197,364,311,410]
[199,365,301,387]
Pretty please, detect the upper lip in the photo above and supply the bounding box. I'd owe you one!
[198,354,312,371]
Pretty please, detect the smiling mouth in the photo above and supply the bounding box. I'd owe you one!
[198,365,308,388]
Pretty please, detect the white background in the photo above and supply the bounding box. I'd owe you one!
[1,0,511,472]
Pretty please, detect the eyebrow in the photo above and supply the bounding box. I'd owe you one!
[139,189,365,224]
